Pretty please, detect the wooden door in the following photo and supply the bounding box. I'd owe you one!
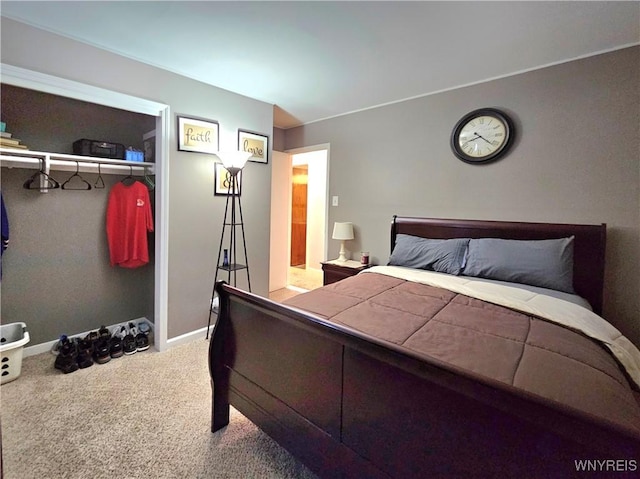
[291,166,308,266]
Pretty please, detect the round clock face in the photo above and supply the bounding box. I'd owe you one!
[451,108,514,164]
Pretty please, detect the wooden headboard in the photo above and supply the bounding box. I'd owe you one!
[390,216,606,315]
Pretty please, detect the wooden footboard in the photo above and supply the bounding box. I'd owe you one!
[210,281,640,478]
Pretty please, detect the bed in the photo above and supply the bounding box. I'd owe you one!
[209,216,640,478]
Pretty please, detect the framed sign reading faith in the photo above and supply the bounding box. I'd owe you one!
[214,163,242,196]
[238,129,269,164]
[178,116,219,154]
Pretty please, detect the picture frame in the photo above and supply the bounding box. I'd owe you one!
[178,116,219,154]
[238,129,269,164]
[214,163,242,196]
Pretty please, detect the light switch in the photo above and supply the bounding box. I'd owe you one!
[332,196,339,206]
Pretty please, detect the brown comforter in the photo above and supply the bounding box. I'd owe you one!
[284,271,640,435]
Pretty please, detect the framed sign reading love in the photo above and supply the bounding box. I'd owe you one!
[178,116,219,154]
[238,129,269,164]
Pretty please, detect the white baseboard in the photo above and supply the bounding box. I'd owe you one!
[23,317,153,357]
[286,285,309,293]
[165,325,211,349]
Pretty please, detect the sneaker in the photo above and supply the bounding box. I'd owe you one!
[115,325,127,339]
[135,331,150,352]
[98,325,111,341]
[54,336,79,374]
[76,338,94,368]
[93,338,111,364]
[123,324,137,355]
[85,330,100,346]
[109,334,124,359]
[138,322,151,335]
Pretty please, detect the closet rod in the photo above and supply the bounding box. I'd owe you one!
[0,148,155,175]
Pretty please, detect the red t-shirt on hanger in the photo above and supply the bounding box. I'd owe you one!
[106,181,154,268]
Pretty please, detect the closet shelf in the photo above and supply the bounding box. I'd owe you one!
[0,148,155,175]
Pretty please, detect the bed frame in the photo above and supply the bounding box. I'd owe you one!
[209,216,638,478]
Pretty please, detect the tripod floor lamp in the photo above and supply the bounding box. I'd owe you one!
[206,151,252,339]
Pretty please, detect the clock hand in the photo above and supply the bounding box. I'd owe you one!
[474,132,494,145]
[462,135,480,146]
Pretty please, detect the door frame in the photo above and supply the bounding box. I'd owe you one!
[287,144,331,272]
[269,144,330,292]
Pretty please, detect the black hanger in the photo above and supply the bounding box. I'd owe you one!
[121,165,136,185]
[61,161,92,190]
[94,163,106,189]
[23,158,60,191]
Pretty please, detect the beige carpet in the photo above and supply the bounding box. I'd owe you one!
[0,339,317,479]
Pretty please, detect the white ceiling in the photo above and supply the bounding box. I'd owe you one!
[2,1,639,129]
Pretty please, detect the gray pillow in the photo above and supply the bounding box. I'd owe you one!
[389,235,470,275]
[462,237,575,293]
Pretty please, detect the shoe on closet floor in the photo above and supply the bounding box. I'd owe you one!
[123,325,137,355]
[109,333,124,359]
[85,330,100,346]
[130,322,150,351]
[98,325,111,342]
[135,330,149,352]
[76,338,94,368]
[114,325,127,339]
[93,338,111,364]
[54,335,79,374]
[137,322,151,336]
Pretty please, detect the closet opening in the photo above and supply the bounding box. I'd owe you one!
[0,64,169,353]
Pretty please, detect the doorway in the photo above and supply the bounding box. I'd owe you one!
[269,146,329,295]
[291,165,308,267]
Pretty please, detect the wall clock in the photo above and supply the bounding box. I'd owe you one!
[451,108,514,164]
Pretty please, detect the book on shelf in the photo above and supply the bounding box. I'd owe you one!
[0,143,29,150]
[0,139,28,150]
[0,137,21,145]
[0,144,29,150]
[0,132,12,138]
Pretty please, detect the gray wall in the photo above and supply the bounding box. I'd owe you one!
[1,18,273,342]
[285,46,640,347]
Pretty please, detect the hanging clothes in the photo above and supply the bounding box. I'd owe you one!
[106,181,154,268]
[1,191,8,279]
[1,192,9,255]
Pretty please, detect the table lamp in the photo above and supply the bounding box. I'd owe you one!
[332,222,354,262]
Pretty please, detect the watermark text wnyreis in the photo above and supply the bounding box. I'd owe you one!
[574,459,637,472]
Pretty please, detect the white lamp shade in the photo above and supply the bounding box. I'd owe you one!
[332,222,354,240]
[215,151,252,170]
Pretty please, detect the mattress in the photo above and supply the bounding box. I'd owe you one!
[283,267,640,436]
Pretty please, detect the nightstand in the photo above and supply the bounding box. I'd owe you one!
[321,260,370,285]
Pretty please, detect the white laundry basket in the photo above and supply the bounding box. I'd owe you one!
[1,322,30,384]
